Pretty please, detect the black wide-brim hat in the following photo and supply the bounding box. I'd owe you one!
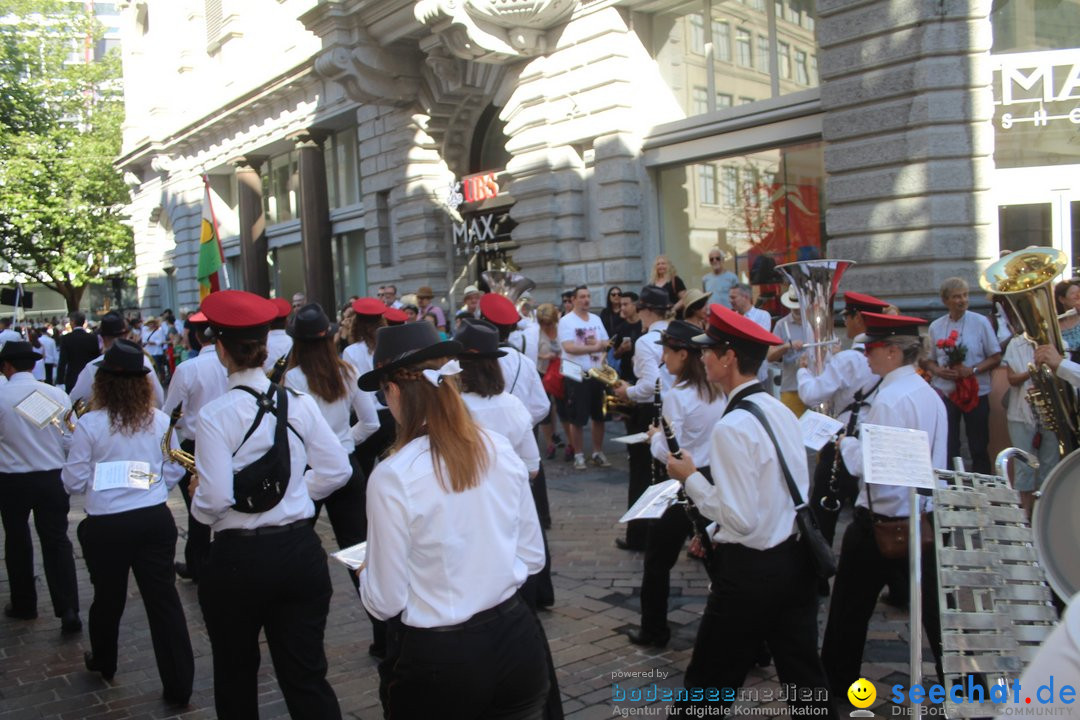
[98,311,128,338]
[454,319,506,359]
[638,284,673,312]
[288,302,339,340]
[98,339,150,376]
[358,322,463,392]
[0,340,41,362]
[655,320,704,349]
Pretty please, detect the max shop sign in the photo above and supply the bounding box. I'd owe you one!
[992,48,1080,129]
[447,170,507,255]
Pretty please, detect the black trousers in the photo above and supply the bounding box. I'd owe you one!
[639,504,694,637]
[624,407,662,549]
[820,508,943,698]
[44,363,55,385]
[809,442,860,546]
[315,452,367,589]
[77,504,194,699]
[379,595,549,720]
[0,470,78,617]
[531,459,552,528]
[945,394,991,474]
[198,523,341,720]
[177,439,210,579]
[677,538,837,719]
[355,408,396,479]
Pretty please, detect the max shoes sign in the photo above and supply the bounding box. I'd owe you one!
[992,48,1080,129]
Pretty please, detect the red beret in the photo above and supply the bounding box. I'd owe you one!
[271,297,292,319]
[861,311,925,339]
[201,290,277,339]
[384,307,408,325]
[352,298,388,317]
[694,304,782,346]
[844,291,890,314]
[187,311,207,324]
[479,294,520,326]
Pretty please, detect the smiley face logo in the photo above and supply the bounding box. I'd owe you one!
[848,678,876,709]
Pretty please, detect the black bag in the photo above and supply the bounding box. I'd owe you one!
[231,384,291,514]
[734,400,837,581]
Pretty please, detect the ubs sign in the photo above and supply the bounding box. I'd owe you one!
[445,170,511,256]
[992,48,1080,129]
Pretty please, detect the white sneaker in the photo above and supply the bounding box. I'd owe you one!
[591,452,611,468]
[573,453,587,470]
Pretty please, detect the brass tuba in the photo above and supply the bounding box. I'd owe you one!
[775,258,854,414]
[161,404,197,474]
[980,246,1078,456]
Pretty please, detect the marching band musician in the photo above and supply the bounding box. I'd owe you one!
[161,310,227,583]
[263,297,295,376]
[665,305,837,719]
[341,298,391,479]
[191,290,352,719]
[612,286,675,552]
[820,312,947,700]
[0,341,82,634]
[283,303,379,578]
[357,322,551,719]
[61,340,194,705]
[69,311,165,409]
[627,320,726,648]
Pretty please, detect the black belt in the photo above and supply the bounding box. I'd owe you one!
[409,593,521,634]
[853,506,910,524]
[215,518,311,538]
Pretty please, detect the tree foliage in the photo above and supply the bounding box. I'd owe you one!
[0,0,133,311]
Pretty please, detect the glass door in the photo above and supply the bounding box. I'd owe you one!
[994,166,1080,276]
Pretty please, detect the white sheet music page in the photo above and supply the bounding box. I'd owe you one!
[93,461,153,491]
[560,359,583,382]
[330,542,368,571]
[799,410,844,451]
[14,391,63,429]
[619,479,682,523]
[612,432,649,445]
[860,423,936,489]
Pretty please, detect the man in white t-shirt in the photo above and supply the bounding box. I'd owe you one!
[729,283,772,383]
[557,286,611,470]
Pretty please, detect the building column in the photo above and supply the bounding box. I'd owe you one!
[292,130,335,313]
[233,156,269,297]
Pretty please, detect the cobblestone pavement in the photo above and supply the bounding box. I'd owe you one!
[0,437,934,719]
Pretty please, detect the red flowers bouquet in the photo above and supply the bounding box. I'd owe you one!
[937,330,978,411]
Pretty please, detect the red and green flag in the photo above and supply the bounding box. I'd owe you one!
[197,176,225,300]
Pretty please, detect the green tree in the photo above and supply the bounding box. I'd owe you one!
[0,0,133,312]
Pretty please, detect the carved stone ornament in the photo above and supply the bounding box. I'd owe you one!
[415,0,578,62]
[313,30,423,106]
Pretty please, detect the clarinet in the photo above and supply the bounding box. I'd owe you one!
[267,350,289,385]
[650,378,663,485]
[662,416,720,584]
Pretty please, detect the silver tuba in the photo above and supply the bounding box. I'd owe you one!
[776,259,853,414]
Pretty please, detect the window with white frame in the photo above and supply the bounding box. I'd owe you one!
[699,164,718,205]
[736,28,752,67]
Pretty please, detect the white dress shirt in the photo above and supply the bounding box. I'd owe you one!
[796,348,879,425]
[343,340,385,411]
[497,348,550,426]
[192,367,351,530]
[507,318,541,367]
[70,353,165,409]
[162,346,229,442]
[462,392,541,473]
[62,409,184,515]
[283,365,379,453]
[0,372,71,472]
[360,429,544,628]
[683,381,805,551]
[0,328,23,344]
[649,382,727,467]
[1056,357,1080,391]
[745,307,773,383]
[143,325,167,355]
[262,329,294,373]
[840,364,948,517]
[626,320,676,404]
[38,334,58,365]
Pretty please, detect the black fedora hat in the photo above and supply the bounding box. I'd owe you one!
[453,320,506,359]
[655,320,704,349]
[288,303,339,340]
[358,323,463,392]
[98,311,128,338]
[638,285,673,311]
[0,340,41,362]
[98,339,150,376]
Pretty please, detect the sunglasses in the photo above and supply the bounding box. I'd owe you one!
[709,257,723,262]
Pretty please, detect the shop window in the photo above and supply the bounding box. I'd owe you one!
[273,243,304,300]
[262,151,297,225]
[324,128,361,209]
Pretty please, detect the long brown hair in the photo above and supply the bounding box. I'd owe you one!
[350,314,384,348]
[672,345,721,404]
[387,357,489,493]
[91,371,154,435]
[457,356,505,398]
[288,336,354,403]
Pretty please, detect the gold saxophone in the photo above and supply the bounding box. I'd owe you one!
[585,362,634,418]
[162,404,197,473]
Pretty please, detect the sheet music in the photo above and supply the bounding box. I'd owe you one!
[612,432,649,445]
[330,542,368,571]
[560,359,583,382]
[860,423,936,489]
[619,480,682,523]
[799,410,844,451]
[93,461,154,491]
[14,391,63,429]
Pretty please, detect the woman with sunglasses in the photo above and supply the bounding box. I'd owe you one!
[600,287,623,337]
[357,322,549,719]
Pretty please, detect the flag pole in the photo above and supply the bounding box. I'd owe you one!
[201,172,230,290]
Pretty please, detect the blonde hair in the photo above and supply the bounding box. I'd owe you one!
[535,303,560,326]
[650,255,677,285]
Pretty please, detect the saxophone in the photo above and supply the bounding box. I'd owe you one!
[161,404,197,473]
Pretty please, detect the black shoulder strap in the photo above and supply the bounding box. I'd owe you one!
[500,342,524,393]
[733,398,807,511]
[842,377,884,435]
[232,384,301,455]
[721,382,766,418]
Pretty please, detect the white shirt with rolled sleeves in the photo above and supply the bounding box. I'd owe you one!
[360,430,544,628]
[0,372,71,472]
[682,381,805,551]
[625,321,675,404]
[462,392,541,473]
[928,311,1001,397]
[162,346,228,442]
[70,355,165,410]
[191,367,351,530]
[649,382,727,467]
[498,349,550,426]
[283,365,379,453]
[796,348,879,425]
[839,364,948,517]
[262,329,294,373]
[61,409,184,516]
